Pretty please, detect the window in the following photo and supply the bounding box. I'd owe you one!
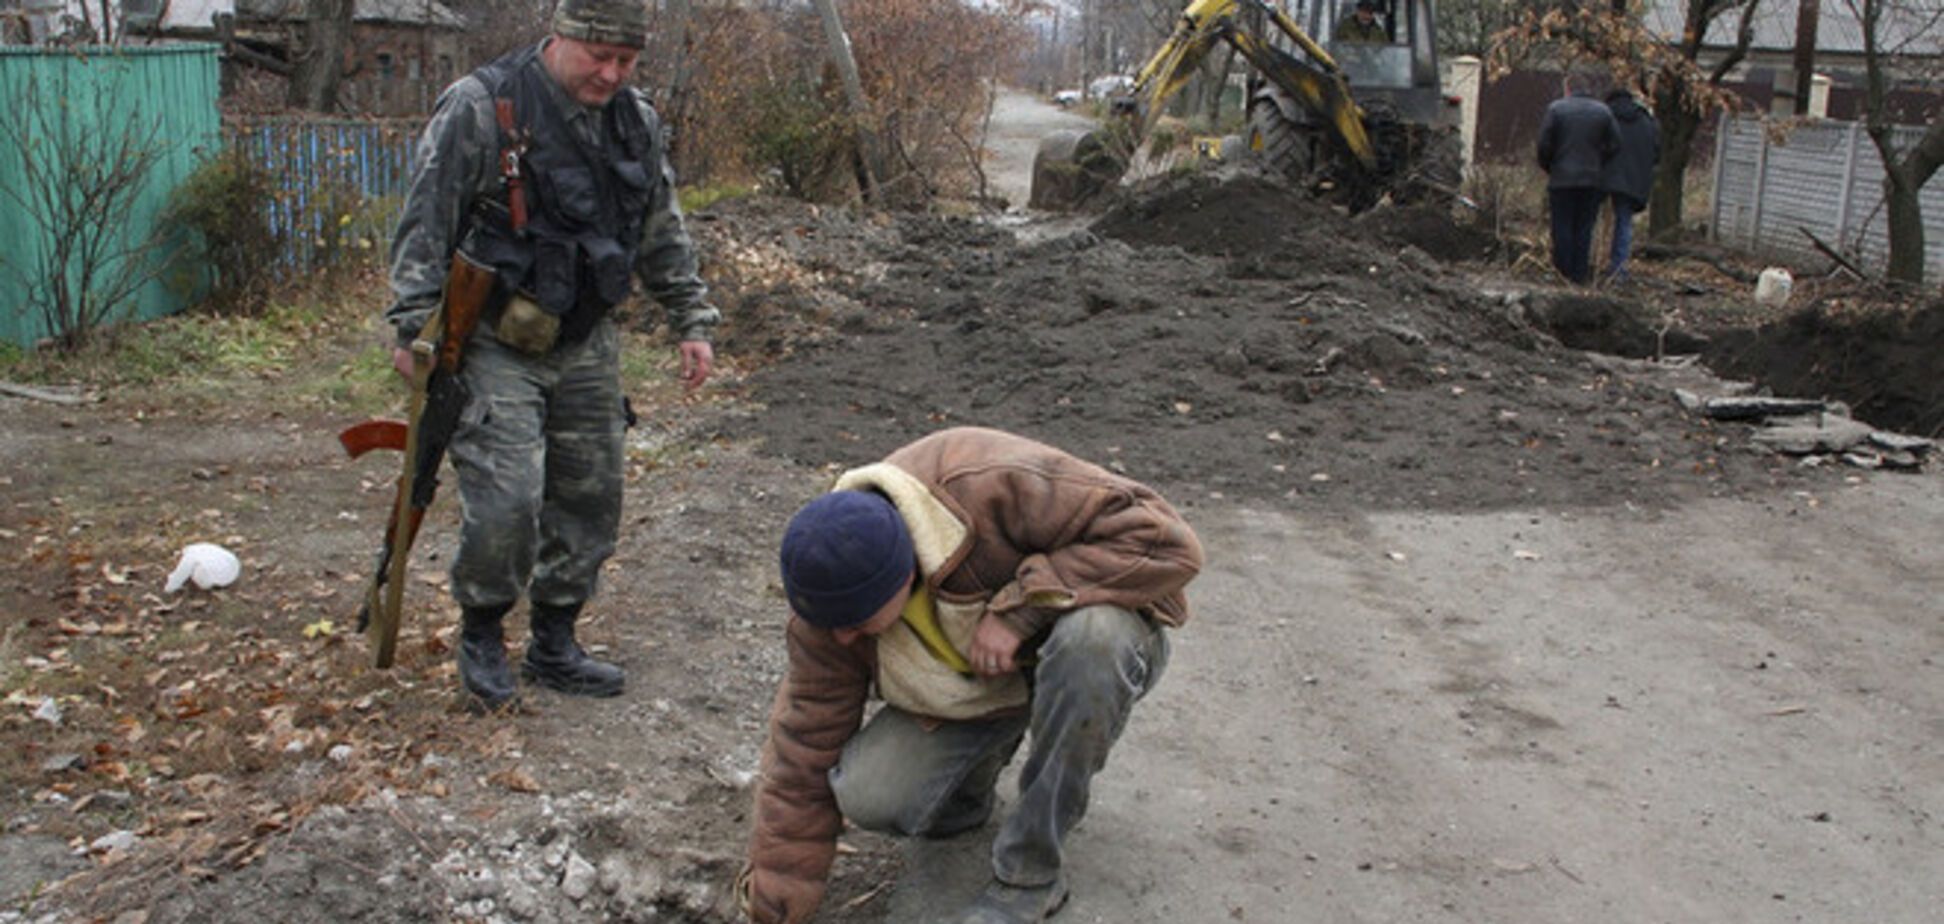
[376,53,395,80]
[122,0,163,26]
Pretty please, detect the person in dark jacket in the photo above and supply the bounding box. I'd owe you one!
[384,0,718,710]
[1536,72,1620,284]
[1334,0,1388,44]
[1601,89,1660,282]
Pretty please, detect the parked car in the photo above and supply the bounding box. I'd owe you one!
[1088,74,1135,99]
[1052,89,1083,107]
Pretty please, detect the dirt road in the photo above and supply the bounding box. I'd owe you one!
[889,480,1943,922]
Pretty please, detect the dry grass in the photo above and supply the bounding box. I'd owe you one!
[0,265,399,418]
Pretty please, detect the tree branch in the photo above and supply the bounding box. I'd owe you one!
[1903,117,1944,189]
[1707,0,1762,83]
[226,40,292,76]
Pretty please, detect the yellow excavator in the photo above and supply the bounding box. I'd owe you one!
[1030,0,1460,210]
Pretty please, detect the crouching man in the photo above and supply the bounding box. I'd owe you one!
[736,427,1204,924]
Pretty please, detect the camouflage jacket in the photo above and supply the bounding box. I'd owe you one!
[384,40,716,346]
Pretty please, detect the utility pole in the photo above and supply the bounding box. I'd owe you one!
[811,0,882,202]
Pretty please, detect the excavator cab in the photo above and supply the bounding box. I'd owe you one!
[1247,0,1459,203]
[1310,0,1448,120]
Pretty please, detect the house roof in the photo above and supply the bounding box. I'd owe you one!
[354,0,465,28]
[1642,0,1944,58]
[237,0,466,29]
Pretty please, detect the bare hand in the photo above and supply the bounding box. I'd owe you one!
[391,346,414,380]
[967,612,1023,677]
[679,340,714,392]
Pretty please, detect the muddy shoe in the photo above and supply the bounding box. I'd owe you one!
[458,604,519,711]
[950,876,1069,924]
[522,602,625,697]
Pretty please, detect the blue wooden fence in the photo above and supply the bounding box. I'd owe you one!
[224,117,424,271]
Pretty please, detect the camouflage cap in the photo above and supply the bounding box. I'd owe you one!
[552,0,648,49]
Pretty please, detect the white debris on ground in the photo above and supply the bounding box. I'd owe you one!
[1675,387,1935,470]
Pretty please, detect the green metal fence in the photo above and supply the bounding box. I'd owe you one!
[0,44,220,348]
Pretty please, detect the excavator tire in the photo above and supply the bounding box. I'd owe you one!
[1246,94,1315,184]
[1250,90,1463,210]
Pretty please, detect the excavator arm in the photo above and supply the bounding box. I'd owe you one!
[1130,0,1374,169]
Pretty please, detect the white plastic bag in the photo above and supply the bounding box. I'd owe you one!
[165,543,241,593]
[1753,267,1794,307]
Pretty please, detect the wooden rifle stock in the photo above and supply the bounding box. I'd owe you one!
[438,252,494,373]
[345,251,498,669]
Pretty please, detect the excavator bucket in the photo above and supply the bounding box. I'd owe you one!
[1028,125,1133,211]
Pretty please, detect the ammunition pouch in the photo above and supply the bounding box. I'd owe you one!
[492,291,560,356]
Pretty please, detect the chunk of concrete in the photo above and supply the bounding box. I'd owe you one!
[1752,415,1876,455]
[1869,431,1934,456]
[1703,396,1830,421]
[560,853,596,902]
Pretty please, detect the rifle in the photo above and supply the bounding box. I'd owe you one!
[339,251,497,668]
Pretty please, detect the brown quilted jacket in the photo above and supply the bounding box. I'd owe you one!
[739,427,1204,923]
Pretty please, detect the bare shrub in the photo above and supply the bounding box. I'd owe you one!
[163,148,286,317]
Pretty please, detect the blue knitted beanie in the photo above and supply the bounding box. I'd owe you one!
[779,491,915,629]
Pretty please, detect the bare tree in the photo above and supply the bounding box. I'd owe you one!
[287,0,357,111]
[0,71,172,349]
[1648,0,1760,239]
[1844,0,1944,283]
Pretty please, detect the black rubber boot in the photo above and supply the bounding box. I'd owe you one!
[458,603,519,711]
[522,602,625,697]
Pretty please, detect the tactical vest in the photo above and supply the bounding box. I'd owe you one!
[468,45,659,347]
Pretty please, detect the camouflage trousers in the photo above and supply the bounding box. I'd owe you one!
[447,319,626,610]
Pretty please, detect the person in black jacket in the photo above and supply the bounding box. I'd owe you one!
[1536,72,1620,284]
[384,0,719,710]
[1601,89,1660,283]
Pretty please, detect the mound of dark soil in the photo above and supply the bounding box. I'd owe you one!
[1705,300,1944,438]
[1090,172,1497,266]
[705,179,1799,511]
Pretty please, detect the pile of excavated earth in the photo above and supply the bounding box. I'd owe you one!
[697,171,1932,513]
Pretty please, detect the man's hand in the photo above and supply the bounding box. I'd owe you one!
[735,865,787,923]
[391,346,414,380]
[679,340,714,391]
[967,612,1024,676]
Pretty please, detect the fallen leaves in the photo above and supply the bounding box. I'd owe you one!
[487,767,542,794]
[4,524,468,913]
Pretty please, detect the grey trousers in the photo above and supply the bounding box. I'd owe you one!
[829,605,1170,888]
[446,320,626,610]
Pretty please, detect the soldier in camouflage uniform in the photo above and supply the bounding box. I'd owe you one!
[385,0,718,710]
